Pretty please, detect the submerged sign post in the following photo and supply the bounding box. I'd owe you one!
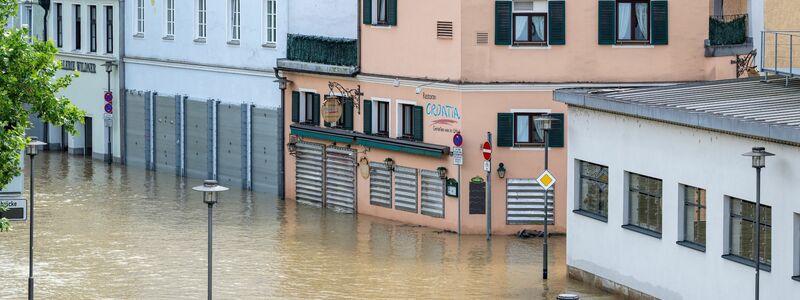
[483,135,492,240]
[452,132,463,234]
[0,198,27,221]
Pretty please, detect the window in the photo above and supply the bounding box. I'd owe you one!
[617,0,649,42]
[727,197,771,267]
[264,0,277,45]
[105,6,113,53]
[23,5,32,38]
[165,0,175,37]
[513,113,545,145]
[577,161,608,220]
[89,6,97,52]
[196,0,207,39]
[136,0,144,35]
[512,1,547,45]
[626,173,662,236]
[376,101,389,136]
[230,0,241,41]
[680,185,706,250]
[304,93,314,123]
[364,0,396,26]
[74,5,81,50]
[376,0,388,24]
[56,3,63,47]
[400,104,414,138]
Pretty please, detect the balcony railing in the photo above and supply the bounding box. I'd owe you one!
[762,31,800,80]
[286,34,358,67]
[709,14,748,46]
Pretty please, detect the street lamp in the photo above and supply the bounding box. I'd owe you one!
[437,167,448,179]
[383,157,396,172]
[192,180,228,300]
[25,136,46,300]
[742,147,774,300]
[534,114,558,280]
[497,163,506,179]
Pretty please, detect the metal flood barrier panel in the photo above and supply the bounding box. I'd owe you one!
[185,99,209,179]
[217,103,243,188]
[420,169,445,218]
[324,146,356,213]
[154,95,178,173]
[369,162,392,208]
[125,91,147,168]
[506,178,555,225]
[252,107,280,194]
[393,166,418,213]
[295,141,324,206]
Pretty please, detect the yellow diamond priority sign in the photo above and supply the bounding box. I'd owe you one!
[536,170,556,190]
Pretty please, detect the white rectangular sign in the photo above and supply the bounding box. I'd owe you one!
[453,147,463,165]
[483,160,491,172]
[452,147,463,156]
[0,198,26,221]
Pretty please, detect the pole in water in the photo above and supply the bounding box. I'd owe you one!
[28,156,34,300]
[457,164,461,235]
[543,130,549,280]
[208,203,213,300]
[486,132,492,240]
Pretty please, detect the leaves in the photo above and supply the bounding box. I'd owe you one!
[0,1,85,189]
[0,204,10,232]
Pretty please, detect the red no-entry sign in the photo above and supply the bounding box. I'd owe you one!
[482,142,492,160]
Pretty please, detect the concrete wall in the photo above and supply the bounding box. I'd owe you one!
[566,107,800,299]
[287,0,358,39]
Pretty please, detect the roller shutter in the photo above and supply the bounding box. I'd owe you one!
[420,169,445,218]
[506,178,555,225]
[324,146,357,213]
[369,162,392,208]
[394,166,418,213]
[295,141,324,206]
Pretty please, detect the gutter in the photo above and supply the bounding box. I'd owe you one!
[118,0,126,164]
[275,68,288,199]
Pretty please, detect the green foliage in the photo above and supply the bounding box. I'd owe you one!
[286,34,358,66]
[0,204,10,232]
[709,15,748,46]
[0,0,84,189]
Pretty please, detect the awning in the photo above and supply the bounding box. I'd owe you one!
[290,124,450,158]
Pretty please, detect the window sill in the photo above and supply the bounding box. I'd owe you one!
[792,276,800,282]
[510,44,550,49]
[573,209,607,223]
[721,254,771,272]
[162,35,174,41]
[621,224,662,239]
[132,33,144,38]
[262,42,276,48]
[193,38,206,44]
[368,24,393,29]
[227,40,240,46]
[612,44,654,49]
[676,241,706,252]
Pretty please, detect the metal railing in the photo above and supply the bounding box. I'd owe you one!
[709,14,748,46]
[286,34,358,67]
[761,31,800,80]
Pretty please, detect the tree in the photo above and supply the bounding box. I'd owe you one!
[0,204,10,232]
[0,0,84,190]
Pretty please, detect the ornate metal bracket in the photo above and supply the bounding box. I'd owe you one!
[732,49,757,79]
[328,81,363,115]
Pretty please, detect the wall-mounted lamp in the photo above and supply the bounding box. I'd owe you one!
[497,163,506,179]
[437,167,448,179]
[287,135,299,156]
[383,157,396,172]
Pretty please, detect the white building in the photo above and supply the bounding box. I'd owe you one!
[555,78,800,299]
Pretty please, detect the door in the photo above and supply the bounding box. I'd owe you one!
[84,116,92,155]
[324,146,356,213]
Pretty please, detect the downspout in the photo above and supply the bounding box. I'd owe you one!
[119,0,126,164]
[357,0,361,72]
[275,68,287,199]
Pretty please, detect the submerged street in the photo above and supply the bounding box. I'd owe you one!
[0,152,613,299]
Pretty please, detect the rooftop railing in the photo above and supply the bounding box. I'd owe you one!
[761,31,800,80]
[709,14,748,46]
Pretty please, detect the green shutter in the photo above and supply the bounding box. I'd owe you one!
[548,1,566,45]
[291,91,300,123]
[651,1,668,45]
[598,0,615,45]
[549,113,565,148]
[497,113,514,147]
[311,93,321,126]
[412,105,424,142]
[363,100,372,134]
[495,1,512,45]
[343,98,354,131]
[387,0,397,26]
[363,0,372,24]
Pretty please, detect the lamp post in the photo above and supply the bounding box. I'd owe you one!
[26,137,46,300]
[742,147,774,300]
[192,180,228,300]
[103,61,115,164]
[535,115,557,280]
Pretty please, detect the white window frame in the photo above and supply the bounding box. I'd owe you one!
[395,100,416,139]
[262,0,277,47]
[195,0,207,40]
[228,0,241,43]
[371,97,391,137]
[164,0,175,38]
[297,89,317,123]
[135,0,144,36]
[23,5,32,37]
[509,108,550,149]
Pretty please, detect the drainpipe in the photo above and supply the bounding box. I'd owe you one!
[118,0,126,164]
[357,0,361,71]
[275,68,287,199]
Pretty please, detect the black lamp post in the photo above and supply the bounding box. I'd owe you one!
[26,136,46,300]
[742,147,774,300]
[535,114,557,280]
[192,180,228,300]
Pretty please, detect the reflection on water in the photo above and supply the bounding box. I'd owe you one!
[0,152,614,299]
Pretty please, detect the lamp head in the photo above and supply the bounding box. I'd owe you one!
[534,115,559,131]
[497,163,506,179]
[742,147,775,169]
[192,180,229,205]
[26,137,47,157]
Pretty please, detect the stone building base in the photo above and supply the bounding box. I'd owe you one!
[567,265,659,300]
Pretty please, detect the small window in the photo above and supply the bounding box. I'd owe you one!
[512,1,547,45]
[89,6,97,52]
[578,161,608,220]
[513,113,545,146]
[727,197,771,267]
[264,0,277,45]
[136,0,144,35]
[681,185,706,249]
[617,0,649,42]
[303,93,314,124]
[23,6,32,38]
[376,0,388,25]
[105,6,113,53]
[56,3,63,47]
[165,0,175,37]
[230,0,241,41]
[400,104,414,139]
[196,0,207,39]
[376,101,389,136]
[626,172,662,235]
[74,5,82,49]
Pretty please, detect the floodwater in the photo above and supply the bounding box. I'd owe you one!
[0,152,615,299]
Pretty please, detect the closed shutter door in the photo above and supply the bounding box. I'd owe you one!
[252,107,280,195]
[185,99,208,179]
[154,95,177,173]
[217,103,242,188]
[394,166,418,213]
[324,146,357,213]
[295,141,324,206]
[369,162,392,208]
[125,91,147,168]
[420,169,444,218]
[506,178,554,225]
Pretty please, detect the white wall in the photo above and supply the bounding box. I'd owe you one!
[566,107,800,300]
[749,0,765,69]
[287,0,358,39]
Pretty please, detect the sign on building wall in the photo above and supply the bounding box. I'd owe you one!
[469,176,486,214]
[424,93,461,134]
[322,96,343,123]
